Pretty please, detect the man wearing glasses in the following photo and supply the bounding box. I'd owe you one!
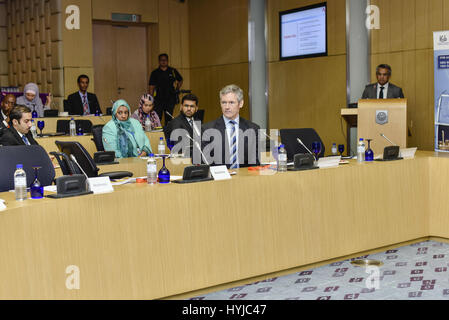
[164,93,200,157]
[362,64,405,99]
[0,94,16,129]
[202,84,260,168]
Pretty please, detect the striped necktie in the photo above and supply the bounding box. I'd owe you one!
[229,120,238,169]
[21,134,30,145]
[82,95,89,115]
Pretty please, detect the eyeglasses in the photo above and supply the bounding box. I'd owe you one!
[220,101,238,106]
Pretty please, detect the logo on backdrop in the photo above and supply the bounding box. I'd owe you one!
[366,5,380,30]
[66,5,80,30]
[376,110,389,125]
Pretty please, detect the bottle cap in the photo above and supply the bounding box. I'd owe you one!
[149,153,154,157]
[359,138,363,141]
[280,144,285,148]
[71,117,74,120]
[160,137,163,140]
[16,164,23,169]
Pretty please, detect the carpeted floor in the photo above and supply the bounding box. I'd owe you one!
[190,240,449,300]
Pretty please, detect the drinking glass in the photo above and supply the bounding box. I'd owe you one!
[30,167,44,199]
[311,141,322,159]
[365,139,374,162]
[167,139,175,154]
[77,126,84,136]
[37,120,45,136]
[338,144,345,157]
[158,155,170,184]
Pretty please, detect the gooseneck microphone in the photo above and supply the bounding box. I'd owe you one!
[297,138,316,160]
[380,133,397,146]
[70,154,89,180]
[165,111,175,120]
[186,133,210,166]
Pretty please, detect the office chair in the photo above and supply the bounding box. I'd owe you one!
[0,145,55,192]
[57,119,93,134]
[91,125,105,151]
[63,99,70,113]
[106,107,112,115]
[280,128,326,160]
[50,151,80,176]
[55,140,132,180]
[44,110,59,117]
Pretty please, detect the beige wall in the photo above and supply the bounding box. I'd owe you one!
[188,0,249,122]
[370,0,448,151]
[267,0,347,151]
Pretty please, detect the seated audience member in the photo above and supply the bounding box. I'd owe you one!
[16,83,52,118]
[131,94,161,130]
[362,64,404,99]
[102,99,152,158]
[67,75,101,115]
[202,84,260,168]
[163,93,200,156]
[0,94,16,128]
[0,105,39,146]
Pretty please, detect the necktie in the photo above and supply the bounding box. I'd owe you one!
[83,95,89,115]
[229,120,238,169]
[22,134,30,145]
[379,86,384,99]
[188,119,193,127]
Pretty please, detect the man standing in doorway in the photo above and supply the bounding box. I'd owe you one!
[148,53,183,126]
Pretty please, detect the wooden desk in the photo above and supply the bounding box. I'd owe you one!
[341,108,358,154]
[35,116,112,133]
[38,131,165,156]
[0,152,447,299]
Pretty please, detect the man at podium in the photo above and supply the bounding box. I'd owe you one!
[361,64,404,99]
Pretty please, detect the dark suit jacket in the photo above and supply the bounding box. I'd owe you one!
[0,127,39,146]
[0,112,8,129]
[164,113,200,156]
[202,116,260,168]
[361,83,404,99]
[67,92,101,115]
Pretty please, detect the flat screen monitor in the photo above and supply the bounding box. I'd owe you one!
[279,2,327,60]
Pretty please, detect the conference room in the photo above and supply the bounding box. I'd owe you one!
[1,0,449,303]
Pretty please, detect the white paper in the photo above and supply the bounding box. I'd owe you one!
[317,156,341,168]
[210,166,232,181]
[170,176,183,181]
[87,177,114,194]
[400,147,417,159]
[44,185,57,193]
[0,199,5,211]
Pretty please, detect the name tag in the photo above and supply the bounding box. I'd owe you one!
[210,165,232,181]
[87,177,114,194]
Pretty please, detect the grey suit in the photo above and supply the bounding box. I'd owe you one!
[361,83,404,99]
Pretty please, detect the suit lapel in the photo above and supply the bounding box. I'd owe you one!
[11,128,25,145]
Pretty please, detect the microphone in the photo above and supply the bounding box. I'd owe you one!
[70,154,89,181]
[380,133,397,146]
[186,133,210,165]
[165,111,174,120]
[297,138,316,160]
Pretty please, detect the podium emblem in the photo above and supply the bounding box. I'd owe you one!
[376,110,388,125]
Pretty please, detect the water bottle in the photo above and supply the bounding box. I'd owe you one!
[147,153,157,185]
[158,137,165,155]
[357,138,365,162]
[69,118,76,136]
[331,143,338,156]
[145,116,151,132]
[277,144,287,172]
[14,164,27,201]
[30,120,38,139]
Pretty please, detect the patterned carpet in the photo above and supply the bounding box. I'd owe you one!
[190,240,449,300]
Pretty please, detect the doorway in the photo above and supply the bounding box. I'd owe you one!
[93,23,148,113]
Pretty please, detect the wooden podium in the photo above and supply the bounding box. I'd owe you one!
[357,99,407,155]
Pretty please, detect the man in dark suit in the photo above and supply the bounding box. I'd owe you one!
[164,93,201,157]
[362,64,404,99]
[202,84,260,168]
[0,94,16,129]
[66,75,101,115]
[0,105,39,146]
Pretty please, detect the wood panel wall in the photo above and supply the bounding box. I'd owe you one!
[0,1,8,87]
[370,0,449,151]
[267,0,347,152]
[188,0,249,123]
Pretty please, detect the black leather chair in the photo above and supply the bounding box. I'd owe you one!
[57,119,93,134]
[50,151,80,176]
[106,107,112,115]
[55,140,132,180]
[91,125,105,151]
[44,110,59,117]
[280,128,326,161]
[0,145,55,192]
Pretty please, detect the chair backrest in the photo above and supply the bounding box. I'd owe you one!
[194,109,205,122]
[44,110,59,117]
[55,140,99,177]
[91,125,105,151]
[56,119,93,134]
[49,151,80,175]
[63,99,70,112]
[106,107,113,115]
[280,128,326,160]
[0,145,55,192]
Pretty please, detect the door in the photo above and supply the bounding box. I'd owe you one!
[93,23,148,113]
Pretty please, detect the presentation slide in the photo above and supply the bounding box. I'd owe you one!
[280,5,327,59]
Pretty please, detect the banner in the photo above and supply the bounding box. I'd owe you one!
[434,31,449,152]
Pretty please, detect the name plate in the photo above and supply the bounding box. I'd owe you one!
[210,166,232,181]
[87,177,114,194]
[0,199,5,211]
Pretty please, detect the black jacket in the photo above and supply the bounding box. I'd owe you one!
[67,92,101,115]
[0,127,39,146]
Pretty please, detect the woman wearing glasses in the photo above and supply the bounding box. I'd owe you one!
[102,99,152,158]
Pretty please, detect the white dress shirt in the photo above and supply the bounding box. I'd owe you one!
[377,82,389,99]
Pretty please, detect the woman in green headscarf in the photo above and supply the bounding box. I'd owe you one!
[102,99,152,158]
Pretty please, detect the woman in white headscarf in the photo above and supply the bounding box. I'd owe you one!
[16,83,52,118]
